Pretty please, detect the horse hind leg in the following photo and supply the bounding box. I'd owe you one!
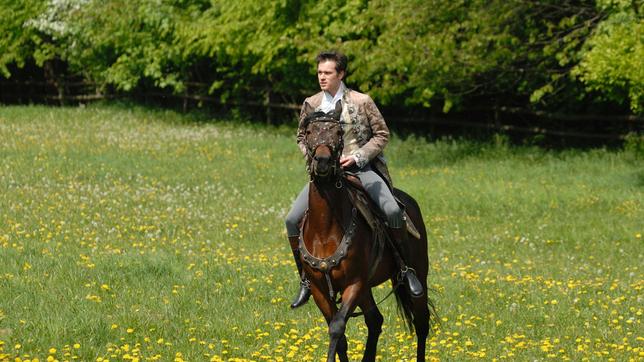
[413,296,431,362]
[360,292,383,362]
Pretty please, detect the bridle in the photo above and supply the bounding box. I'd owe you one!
[304,113,345,181]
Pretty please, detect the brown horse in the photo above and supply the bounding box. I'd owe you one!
[299,107,437,362]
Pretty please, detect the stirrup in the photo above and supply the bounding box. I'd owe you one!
[290,279,311,309]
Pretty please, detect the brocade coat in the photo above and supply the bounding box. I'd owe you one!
[297,88,393,187]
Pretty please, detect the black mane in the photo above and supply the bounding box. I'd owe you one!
[302,109,341,129]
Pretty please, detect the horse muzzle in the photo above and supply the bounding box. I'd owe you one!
[313,157,333,177]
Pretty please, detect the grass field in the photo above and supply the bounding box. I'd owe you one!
[0,104,641,361]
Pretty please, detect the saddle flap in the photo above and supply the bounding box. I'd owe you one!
[345,175,421,240]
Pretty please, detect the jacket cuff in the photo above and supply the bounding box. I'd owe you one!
[354,151,368,168]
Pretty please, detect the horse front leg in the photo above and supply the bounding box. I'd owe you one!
[308,284,344,362]
[326,283,363,362]
[327,305,349,362]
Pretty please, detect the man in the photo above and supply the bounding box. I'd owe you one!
[284,50,423,309]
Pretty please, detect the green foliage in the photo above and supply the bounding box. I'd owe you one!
[0,0,641,115]
[573,2,644,113]
[63,0,191,92]
[0,0,47,76]
[623,132,644,158]
[177,1,312,99]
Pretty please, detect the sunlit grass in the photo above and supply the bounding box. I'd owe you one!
[0,104,641,361]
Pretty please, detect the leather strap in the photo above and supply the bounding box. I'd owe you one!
[299,207,357,274]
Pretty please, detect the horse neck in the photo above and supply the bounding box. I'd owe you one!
[306,180,352,246]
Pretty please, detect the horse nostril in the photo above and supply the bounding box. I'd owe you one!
[317,156,330,165]
[314,156,331,174]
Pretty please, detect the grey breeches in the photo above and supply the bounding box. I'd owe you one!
[284,167,403,237]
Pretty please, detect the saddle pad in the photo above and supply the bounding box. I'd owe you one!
[345,176,421,240]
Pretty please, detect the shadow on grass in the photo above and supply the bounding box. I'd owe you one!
[7,100,635,167]
[93,99,297,137]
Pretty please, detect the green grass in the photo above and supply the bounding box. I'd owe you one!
[0,104,641,361]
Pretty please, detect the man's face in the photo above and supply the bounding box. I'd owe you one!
[317,60,344,95]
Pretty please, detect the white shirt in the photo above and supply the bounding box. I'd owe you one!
[319,82,346,113]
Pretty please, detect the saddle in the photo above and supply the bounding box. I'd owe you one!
[343,174,422,240]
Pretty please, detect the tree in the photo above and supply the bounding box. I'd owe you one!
[0,0,640,116]
[0,0,48,77]
[573,0,643,113]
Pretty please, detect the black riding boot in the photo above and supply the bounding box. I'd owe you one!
[390,226,424,297]
[288,236,311,308]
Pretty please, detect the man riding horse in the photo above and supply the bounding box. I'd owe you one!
[285,50,423,308]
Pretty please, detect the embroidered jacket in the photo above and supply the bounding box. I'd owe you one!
[297,88,393,187]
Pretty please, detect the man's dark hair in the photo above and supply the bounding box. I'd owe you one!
[316,50,348,75]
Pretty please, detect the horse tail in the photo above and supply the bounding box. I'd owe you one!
[428,292,440,329]
[393,283,415,332]
[393,282,441,333]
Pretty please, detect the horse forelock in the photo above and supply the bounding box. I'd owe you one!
[304,110,344,159]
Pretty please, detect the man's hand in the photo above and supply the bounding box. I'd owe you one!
[340,155,356,169]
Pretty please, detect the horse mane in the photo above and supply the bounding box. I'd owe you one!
[302,109,341,129]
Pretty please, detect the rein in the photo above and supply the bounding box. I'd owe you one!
[349,280,403,318]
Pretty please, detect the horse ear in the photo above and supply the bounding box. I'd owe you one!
[334,100,342,117]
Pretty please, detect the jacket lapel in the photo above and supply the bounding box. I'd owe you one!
[342,89,357,124]
[306,92,324,111]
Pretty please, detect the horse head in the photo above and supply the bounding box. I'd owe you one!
[302,101,344,180]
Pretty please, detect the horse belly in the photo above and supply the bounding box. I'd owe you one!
[367,254,396,288]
